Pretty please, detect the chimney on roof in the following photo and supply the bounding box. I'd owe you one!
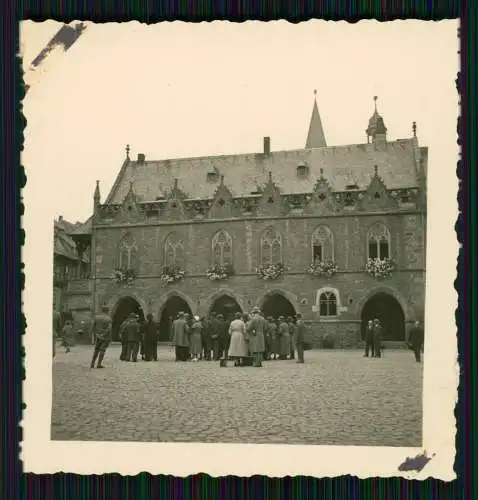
[59,215,63,221]
[137,153,145,164]
[263,137,271,155]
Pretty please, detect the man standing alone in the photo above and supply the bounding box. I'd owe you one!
[373,318,383,359]
[246,307,266,367]
[171,311,190,361]
[90,306,112,369]
[364,319,375,358]
[408,320,424,362]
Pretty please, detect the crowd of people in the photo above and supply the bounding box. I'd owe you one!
[115,307,307,367]
[52,307,425,369]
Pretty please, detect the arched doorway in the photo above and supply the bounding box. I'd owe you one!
[210,295,242,324]
[112,297,145,341]
[159,295,193,342]
[360,292,405,341]
[261,293,296,320]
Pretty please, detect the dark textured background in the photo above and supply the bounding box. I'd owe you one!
[2,1,468,499]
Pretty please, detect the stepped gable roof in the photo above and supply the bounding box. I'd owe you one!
[106,139,419,204]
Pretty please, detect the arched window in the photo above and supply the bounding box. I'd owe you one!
[367,223,391,260]
[117,233,138,270]
[319,291,337,317]
[311,225,334,262]
[164,233,184,268]
[260,227,282,266]
[212,230,233,266]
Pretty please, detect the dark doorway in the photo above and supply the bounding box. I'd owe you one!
[210,295,242,325]
[159,296,192,342]
[112,297,144,341]
[261,293,296,320]
[360,292,405,341]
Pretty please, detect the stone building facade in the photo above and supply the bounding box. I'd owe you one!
[62,95,427,347]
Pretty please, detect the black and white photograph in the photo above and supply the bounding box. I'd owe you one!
[22,20,458,478]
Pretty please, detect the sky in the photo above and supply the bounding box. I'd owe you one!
[21,20,459,223]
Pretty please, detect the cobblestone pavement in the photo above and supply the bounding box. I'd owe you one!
[51,345,423,446]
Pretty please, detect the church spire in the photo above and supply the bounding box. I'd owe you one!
[305,90,327,149]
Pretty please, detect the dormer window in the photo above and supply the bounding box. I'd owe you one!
[296,162,309,178]
[346,184,359,190]
[267,196,274,204]
[207,172,218,183]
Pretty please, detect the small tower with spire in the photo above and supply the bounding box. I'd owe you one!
[305,89,327,149]
[93,180,101,214]
[366,96,387,145]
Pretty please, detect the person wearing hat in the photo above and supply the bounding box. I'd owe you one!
[294,314,307,363]
[201,315,212,361]
[408,320,424,362]
[246,307,267,367]
[216,314,227,360]
[227,312,248,366]
[278,316,290,360]
[266,316,278,360]
[373,318,383,358]
[190,315,203,361]
[364,319,375,358]
[142,313,159,361]
[288,316,296,360]
[209,312,221,361]
[171,311,190,361]
[123,312,141,362]
[90,306,112,368]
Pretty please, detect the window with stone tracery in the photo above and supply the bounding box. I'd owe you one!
[164,233,184,268]
[311,225,334,262]
[212,230,233,266]
[367,222,391,260]
[117,233,138,270]
[319,291,337,317]
[260,227,282,265]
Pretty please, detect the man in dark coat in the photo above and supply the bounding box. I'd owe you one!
[171,311,190,361]
[294,313,307,364]
[142,313,159,361]
[408,320,425,362]
[246,307,267,367]
[123,313,141,362]
[217,314,227,360]
[288,317,296,360]
[364,319,375,358]
[209,312,221,361]
[90,306,112,368]
[119,317,129,361]
[201,316,212,360]
[373,318,383,358]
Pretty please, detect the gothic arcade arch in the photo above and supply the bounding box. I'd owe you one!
[257,288,299,320]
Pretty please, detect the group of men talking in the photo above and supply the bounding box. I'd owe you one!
[170,307,308,367]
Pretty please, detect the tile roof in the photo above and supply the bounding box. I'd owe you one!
[54,218,90,261]
[106,139,420,205]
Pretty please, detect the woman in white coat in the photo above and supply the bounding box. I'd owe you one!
[228,312,248,367]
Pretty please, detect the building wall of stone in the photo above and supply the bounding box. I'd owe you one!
[90,211,426,347]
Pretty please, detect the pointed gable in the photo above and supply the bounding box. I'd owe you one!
[209,175,238,219]
[309,168,338,214]
[258,171,285,216]
[359,165,397,211]
[305,91,327,149]
[163,179,187,220]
